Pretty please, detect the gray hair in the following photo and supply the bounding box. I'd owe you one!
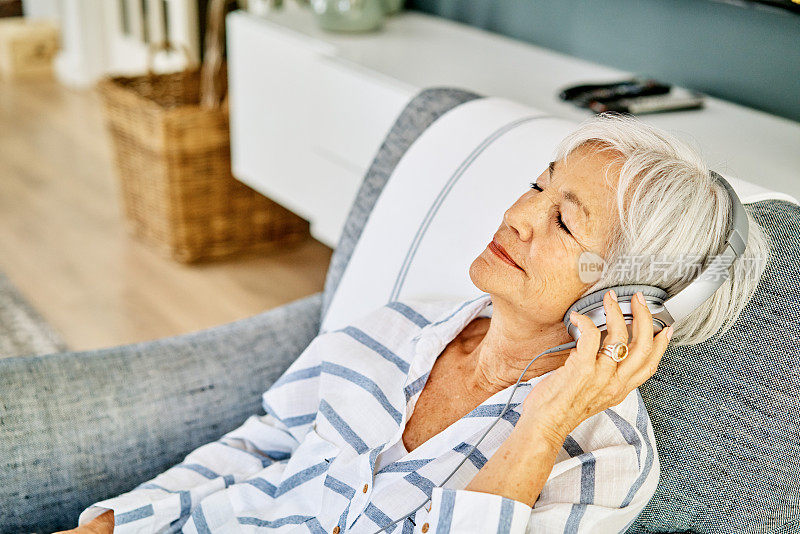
[554,112,771,346]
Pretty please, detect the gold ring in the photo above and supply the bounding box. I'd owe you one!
[599,342,629,363]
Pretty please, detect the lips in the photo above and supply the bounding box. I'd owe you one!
[488,239,523,271]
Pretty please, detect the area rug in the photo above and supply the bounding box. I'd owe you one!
[0,270,68,358]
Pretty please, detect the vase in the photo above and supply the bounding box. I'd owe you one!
[310,0,385,32]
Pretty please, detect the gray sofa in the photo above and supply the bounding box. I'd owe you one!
[1,87,798,534]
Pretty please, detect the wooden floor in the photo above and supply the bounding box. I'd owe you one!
[0,78,333,352]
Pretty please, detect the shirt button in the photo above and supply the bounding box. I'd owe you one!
[426,503,431,512]
[362,483,369,493]
[422,523,430,533]
[333,527,340,534]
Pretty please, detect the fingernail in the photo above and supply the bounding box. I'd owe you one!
[666,325,674,340]
[636,291,646,306]
[608,289,617,302]
[570,310,579,320]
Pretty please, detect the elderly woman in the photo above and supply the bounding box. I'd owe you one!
[67,114,768,534]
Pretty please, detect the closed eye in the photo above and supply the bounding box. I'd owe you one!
[554,212,571,234]
[529,181,572,235]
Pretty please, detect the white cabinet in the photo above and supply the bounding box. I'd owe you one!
[227,5,800,248]
[227,10,411,247]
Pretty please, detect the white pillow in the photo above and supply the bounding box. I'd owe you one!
[320,97,798,333]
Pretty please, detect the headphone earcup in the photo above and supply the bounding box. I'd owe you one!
[563,285,669,340]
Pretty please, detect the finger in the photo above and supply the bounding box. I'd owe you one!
[629,290,654,354]
[627,324,672,388]
[602,289,629,345]
[569,310,601,367]
[595,290,625,380]
[615,291,656,382]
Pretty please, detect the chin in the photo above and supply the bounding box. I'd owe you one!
[469,255,502,296]
[470,254,537,313]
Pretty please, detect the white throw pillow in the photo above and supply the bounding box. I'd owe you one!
[320,97,797,333]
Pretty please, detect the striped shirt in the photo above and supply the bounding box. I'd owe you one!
[79,293,659,533]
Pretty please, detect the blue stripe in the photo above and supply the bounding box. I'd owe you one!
[179,490,191,519]
[390,114,549,300]
[223,474,235,487]
[243,477,277,497]
[339,501,352,532]
[562,436,595,505]
[217,440,290,467]
[322,361,403,424]
[264,450,291,461]
[369,445,385,472]
[190,506,212,534]
[562,435,584,457]
[115,504,154,525]
[386,301,431,327]
[272,365,321,388]
[169,513,193,532]
[436,489,456,534]
[605,407,643,469]
[427,294,488,328]
[324,474,356,499]
[304,518,327,534]
[364,503,396,534]
[577,453,596,504]
[341,326,410,373]
[218,441,273,467]
[620,395,656,507]
[238,515,314,528]
[132,483,192,522]
[404,471,435,496]
[319,399,369,454]
[453,442,488,469]
[276,461,329,496]
[377,458,434,474]
[403,517,416,534]
[465,403,521,426]
[564,503,587,534]
[176,463,219,479]
[404,373,429,401]
[498,498,515,534]
[282,413,317,427]
[262,399,317,430]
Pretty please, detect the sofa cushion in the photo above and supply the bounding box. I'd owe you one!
[321,87,800,532]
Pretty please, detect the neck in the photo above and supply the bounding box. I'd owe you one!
[463,301,574,397]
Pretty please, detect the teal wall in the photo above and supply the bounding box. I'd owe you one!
[407,0,800,122]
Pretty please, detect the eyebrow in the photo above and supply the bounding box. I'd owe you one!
[549,161,590,219]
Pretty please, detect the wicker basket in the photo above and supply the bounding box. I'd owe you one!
[98,1,309,263]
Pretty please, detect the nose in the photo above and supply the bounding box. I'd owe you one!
[503,190,548,242]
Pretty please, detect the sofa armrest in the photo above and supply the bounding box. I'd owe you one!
[0,291,322,533]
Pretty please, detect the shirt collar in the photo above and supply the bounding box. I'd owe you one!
[411,293,492,346]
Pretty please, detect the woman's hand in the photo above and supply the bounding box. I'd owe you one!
[520,289,672,446]
[53,509,114,534]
